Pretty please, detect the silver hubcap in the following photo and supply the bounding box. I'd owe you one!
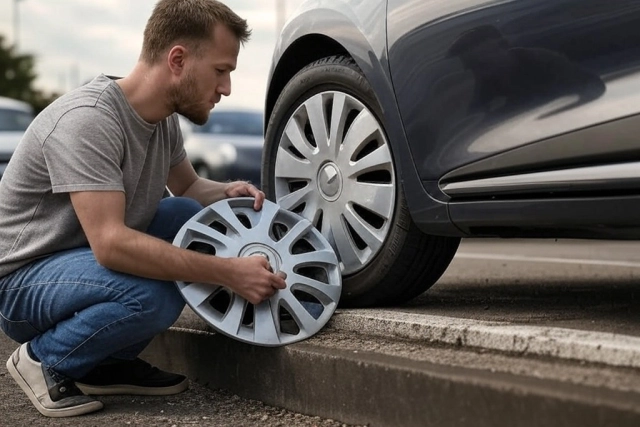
[274,91,396,275]
[173,197,342,346]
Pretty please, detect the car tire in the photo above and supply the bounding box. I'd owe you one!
[263,55,460,307]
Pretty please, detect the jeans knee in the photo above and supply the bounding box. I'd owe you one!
[147,197,204,241]
[138,282,185,333]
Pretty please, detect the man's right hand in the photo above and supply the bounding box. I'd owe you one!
[223,256,287,305]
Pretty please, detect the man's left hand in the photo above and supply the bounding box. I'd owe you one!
[225,181,265,210]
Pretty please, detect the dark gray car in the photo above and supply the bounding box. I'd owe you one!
[262,0,640,307]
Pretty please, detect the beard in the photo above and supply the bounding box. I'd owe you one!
[169,71,211,126]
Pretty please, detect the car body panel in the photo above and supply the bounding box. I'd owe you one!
[267,0,640,239]
[387,0,640,187]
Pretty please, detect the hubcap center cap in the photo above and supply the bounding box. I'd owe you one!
[318,163,342,201]
[240,244,282,272]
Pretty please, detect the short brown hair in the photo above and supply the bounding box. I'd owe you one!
[141,0,251,64]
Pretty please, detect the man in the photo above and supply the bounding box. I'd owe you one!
[0,0,286,418]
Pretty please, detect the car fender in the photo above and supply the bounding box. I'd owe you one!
[266,0,459,236]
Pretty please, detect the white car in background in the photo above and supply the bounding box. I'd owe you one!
[0,96,34,180]
[179,108,265,187]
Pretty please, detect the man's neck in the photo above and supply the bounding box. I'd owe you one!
[116,63,172,124]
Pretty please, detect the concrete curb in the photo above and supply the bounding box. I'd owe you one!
[331,309,640,369]
[141,308,640,427]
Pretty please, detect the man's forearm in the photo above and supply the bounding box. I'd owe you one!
[180,177,230,206]
[97,225,232,286]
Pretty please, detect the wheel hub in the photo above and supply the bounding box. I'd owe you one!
[318,162,342,201]
[239,243,282,272]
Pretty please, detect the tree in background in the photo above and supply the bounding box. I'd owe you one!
[0,34,60,114]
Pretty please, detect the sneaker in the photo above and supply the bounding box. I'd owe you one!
[76,358,189,396]
[5,343,104,418]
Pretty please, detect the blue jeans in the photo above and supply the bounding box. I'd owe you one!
[0,197,203,380]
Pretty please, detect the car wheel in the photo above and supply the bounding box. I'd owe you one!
[263,55,460,307]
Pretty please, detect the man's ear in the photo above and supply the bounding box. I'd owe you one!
[167,45,187,76]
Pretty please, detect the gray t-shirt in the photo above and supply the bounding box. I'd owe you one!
[0,74,186,278]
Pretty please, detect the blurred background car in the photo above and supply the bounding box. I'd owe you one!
[180,108,264,187]
[0,96,34,180]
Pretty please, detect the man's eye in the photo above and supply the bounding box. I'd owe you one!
[216,69,225,75]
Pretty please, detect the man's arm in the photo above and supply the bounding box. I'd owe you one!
[167,157,264,210]
[69,190,285,304]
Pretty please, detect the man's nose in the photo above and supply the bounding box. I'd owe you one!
[218,76,231,97]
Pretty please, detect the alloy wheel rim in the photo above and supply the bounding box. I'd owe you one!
[274,91,396,275]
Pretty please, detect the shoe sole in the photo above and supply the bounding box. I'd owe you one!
[6,353,104,418]
[76,378,189,396]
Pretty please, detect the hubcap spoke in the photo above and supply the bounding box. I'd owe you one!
[283,116,318,161]
[329,93,349,158]
[290,273,342,303]
[305,95,330,155]
[275,146,315,180]
[254,300,281,344]
[219,294,247,334]
[343,205,385,254]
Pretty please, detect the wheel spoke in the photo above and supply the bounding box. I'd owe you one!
[329,209,365,268]
[276,184,315,211]
[219,294,247,334]
[275,146,315,180]
[208,202,248,237]
[305,95,330,155]
[256,200,281,232]
[290,248,339,266]
[274,219,314,249]
[283,116,317,160]
[279,291,318,333]
[254,300,281,344]
[180,282,218,309]
[343,205,385,253]
[184,221,240,254]
[341,110,379,160]
[291,274,342,303]
[346,145,393,178]
[328,93,349,158]
[347,181,395,221]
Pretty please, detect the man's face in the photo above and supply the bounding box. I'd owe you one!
[171,24,240,125]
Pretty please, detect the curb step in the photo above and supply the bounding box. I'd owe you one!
[142,309,640,427]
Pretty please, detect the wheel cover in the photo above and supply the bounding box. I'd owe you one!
[274,91,396,275]
[173,197,342,346]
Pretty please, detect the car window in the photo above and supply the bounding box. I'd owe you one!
[195,111,263,136]
[0,108,33,132]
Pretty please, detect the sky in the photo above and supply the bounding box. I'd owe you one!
[0,0,305,110]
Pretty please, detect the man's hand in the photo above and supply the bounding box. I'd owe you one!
[224,180,265,210]
[169,159,266,209]
[223,256,287,304]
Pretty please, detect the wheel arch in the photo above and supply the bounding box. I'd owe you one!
[265,34,350,128]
